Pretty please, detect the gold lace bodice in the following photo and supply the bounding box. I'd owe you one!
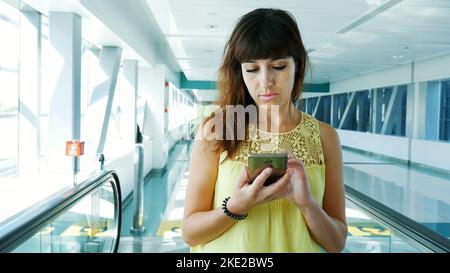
[232,112,325,167]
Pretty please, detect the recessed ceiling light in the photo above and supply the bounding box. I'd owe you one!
[204,24,219,29]
[366,0,382,6]
[393,55,403,59]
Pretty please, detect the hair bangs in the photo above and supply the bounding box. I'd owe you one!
[234,22,291,63]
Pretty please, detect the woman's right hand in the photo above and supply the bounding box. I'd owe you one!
[226,166,292,215]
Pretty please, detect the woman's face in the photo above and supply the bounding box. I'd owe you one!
[241,56,296,107]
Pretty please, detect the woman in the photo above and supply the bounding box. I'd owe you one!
[182,8,347,252]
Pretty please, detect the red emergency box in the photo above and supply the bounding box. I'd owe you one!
[65,140,85,156]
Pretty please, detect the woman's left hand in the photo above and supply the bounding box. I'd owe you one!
[284,153,316,209]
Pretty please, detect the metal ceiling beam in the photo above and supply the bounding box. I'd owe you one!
[337,0,403,34]
[338,92,359,129]
[313,96,322,118]
[381,86,404,135]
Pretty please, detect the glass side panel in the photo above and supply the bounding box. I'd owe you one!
[12,181,118,253]
[344,201,430,253]
[342,148,450,240]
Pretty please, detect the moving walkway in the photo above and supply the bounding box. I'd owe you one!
[0,171,449,253]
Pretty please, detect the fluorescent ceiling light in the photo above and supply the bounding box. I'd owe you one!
[337,0,403,34]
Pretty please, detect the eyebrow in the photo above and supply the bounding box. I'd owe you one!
[244,58,288,63]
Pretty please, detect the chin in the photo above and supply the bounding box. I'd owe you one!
[257,100,281,107]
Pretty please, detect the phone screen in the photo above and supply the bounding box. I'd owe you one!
[248,153,288,186]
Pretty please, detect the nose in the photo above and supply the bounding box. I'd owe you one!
[259,67,274,90]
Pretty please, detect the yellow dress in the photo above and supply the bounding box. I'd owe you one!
[191,112,326,252]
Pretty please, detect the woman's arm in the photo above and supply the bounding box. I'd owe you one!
[284,122,347,252]
[182,119,236,246]
[301,122,347,252]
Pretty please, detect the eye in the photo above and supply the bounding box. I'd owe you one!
[245,68,258,73]
[272,65,286,70]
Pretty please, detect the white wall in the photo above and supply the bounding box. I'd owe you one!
[142,138,153,176]
[166,68,180,88]
[139,65,168,169]
[337,129,450,172]
[104,137,153,201]
[329,53,450,94]
[301,92,328,99]
[105,151,134,200]
[337,129,410,161]
[310,53,450,171]
[330,65,411,94]
[414,54,450,83]
[167,123,188,151]
[410,139,450,171]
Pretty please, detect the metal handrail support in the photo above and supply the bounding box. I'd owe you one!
[130,144,146,235]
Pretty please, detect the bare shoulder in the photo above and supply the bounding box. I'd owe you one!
[317,121,342,160]
[317,121,339,144]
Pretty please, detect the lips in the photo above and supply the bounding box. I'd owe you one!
[258,93,278,102]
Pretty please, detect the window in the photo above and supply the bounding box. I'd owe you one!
[0,0,19,177]
[440,80,450,141]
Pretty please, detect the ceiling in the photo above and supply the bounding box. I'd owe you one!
[18,0,450,102]
[146,0,450,84]
[20,0,180,70]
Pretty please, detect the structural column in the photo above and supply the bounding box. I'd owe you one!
[47,12,81,174]
[322,96,331,124]
[330,94,339,128]
[370,88,382,133]
[18,9,41,176]
[411,82,427,139]
[405,83,415,137]
[357,91,369,132]
[121,59,138,149]
[425,81,441,140]
[84,46,122,166]
[139,65,167,169]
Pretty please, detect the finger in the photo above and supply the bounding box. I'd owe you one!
[287,160,308,181]
[288,158,305,169]
[287,158,297,169]
[251,167,273,190]
[266,169,292,193]
[286,152,296,160]
[237,165,250,188]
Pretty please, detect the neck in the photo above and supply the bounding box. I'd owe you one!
[257,103,299,133]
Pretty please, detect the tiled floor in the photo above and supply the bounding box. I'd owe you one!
[119,141,191,253]
[120,141,192,237]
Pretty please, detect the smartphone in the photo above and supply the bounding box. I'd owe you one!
[248,153,288,186]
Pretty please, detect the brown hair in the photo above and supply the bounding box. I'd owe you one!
[206,8,309,160]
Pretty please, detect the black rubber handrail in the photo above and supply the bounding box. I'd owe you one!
[0,170,122,253]
[345,185,450,253]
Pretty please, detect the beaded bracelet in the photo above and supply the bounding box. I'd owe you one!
[221,196,248,221]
